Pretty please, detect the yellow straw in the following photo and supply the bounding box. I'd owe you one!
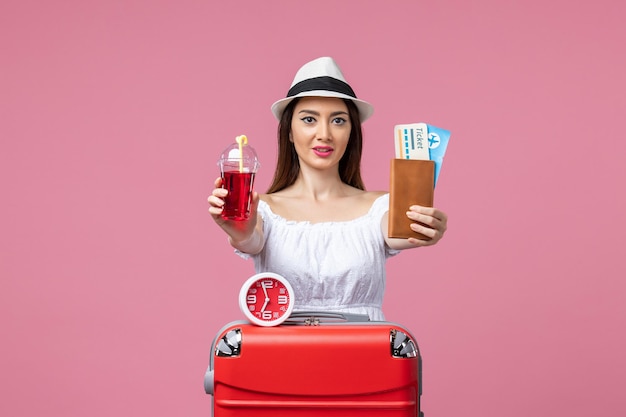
[235,135,248,173]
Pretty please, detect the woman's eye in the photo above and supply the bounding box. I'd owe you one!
[301,116,315,124]
[332,117,347,125]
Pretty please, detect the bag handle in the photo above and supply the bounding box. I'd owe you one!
[285,311,370,325]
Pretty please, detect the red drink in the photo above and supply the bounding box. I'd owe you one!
[221,171,255,221]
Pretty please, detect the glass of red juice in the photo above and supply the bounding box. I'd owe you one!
[218,143,259,221]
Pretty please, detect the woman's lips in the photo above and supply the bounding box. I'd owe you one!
[313,147,333,157]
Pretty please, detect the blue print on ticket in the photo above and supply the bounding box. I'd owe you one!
[426,124,451,187]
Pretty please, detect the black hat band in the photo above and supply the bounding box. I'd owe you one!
[287,76,357,99]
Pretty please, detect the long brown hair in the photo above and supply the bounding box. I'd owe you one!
[266,98,365,193]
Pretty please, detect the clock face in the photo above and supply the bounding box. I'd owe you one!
[238,273,295,326]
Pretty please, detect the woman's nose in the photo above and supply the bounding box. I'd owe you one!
[316,122,331,141]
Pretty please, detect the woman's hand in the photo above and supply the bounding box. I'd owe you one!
[405,205,448,247]
[207,177,262,253]
[207,177,231,223]
[383,205,448,250]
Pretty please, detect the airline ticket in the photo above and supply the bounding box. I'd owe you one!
[394,122,451,186]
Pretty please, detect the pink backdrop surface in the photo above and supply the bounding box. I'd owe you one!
[2,1,625,416]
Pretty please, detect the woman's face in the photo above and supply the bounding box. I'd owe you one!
[290,96,351,172]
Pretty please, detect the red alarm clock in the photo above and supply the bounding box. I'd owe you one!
[238,272,295,326]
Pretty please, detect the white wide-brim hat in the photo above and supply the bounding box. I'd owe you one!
[271,57,374,122]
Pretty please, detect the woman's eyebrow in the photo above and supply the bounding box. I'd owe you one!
[297,109,349,117]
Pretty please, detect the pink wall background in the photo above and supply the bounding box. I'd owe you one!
[2,1,625,416]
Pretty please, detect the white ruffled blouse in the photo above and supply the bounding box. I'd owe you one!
[236,193,399,321]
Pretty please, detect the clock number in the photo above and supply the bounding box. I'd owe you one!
[262,280,273,289]
[247,294,256,304]
[262,311,272,320]
[277,295,288,305]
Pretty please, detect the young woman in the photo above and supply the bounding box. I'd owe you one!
[208,57,447,320]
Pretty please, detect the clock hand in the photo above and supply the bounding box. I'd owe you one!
[260,282,270,312]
